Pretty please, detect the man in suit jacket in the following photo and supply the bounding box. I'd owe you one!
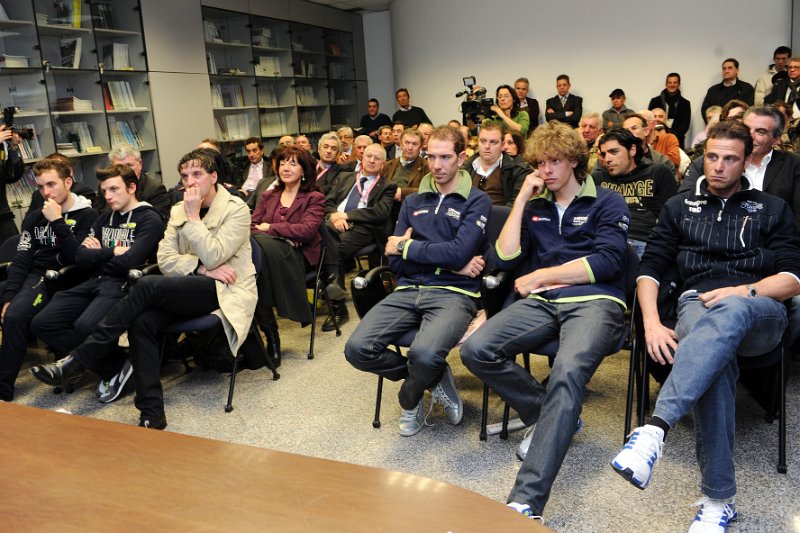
[514,77,540,136]
[764,56,800,121]
[545,74,582,128]
[240,137,274,199]
[315,132,348,195]
[648,73,692,149]
[322,144,397,330]
[700,58,755,119]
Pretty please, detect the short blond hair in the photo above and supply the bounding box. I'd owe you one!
[525,120,588,180]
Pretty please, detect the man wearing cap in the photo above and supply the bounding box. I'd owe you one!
[602,89,635,130]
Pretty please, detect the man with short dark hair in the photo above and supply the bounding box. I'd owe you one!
[602,89,635,130]
[239,137,274,201]
[594,128,677,257]
[0,156,97,401]
[378,125,396,159]
[648,73,691,148]
[623,113,677,174]
[32,150,259,429]
[461,120,630,521]
[611,119,800,532]
[514,77,540,135]
[755,46,792,105]
[545,74,582,128]
[30,164,164,403]
[359,98,392,139]
[345,125,490,437]
[701,58,755,119]
[461,122,530,206]
[392,88,432,128]
[390,122,405,158]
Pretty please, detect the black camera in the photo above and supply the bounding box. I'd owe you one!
[2,107,34,140]
[456,77,494,124]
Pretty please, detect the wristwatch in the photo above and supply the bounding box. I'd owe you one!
[746,284,758,298]
[396,239,407,253]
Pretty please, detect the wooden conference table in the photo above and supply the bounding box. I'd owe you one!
[0,404,548,531]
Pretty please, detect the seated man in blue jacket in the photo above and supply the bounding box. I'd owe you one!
[344,126,491,437]
[610,120,800,532]
[460,121,630,522]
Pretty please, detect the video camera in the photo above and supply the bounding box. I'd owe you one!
[456,76,494,123]
[2,107,34,140]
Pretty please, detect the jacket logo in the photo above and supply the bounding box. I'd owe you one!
[572,216,588,226]
[445,208,461,221]
[684,199,707,207]
[412,209,429,216]
[531,216,551,222]
[740,200,763,213]
[18,231,31,251]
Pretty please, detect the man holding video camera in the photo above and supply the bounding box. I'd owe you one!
[0,107,26,243]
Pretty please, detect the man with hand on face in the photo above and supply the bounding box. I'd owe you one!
[461,121,630,523]
[32,150,257,430]
[322,143,397,331]
[0,156,97,402]
[461,122,531,206]
[30,164,164,404]
[345,125,490,437]
[593,128,677,257]
[611,119,800,533]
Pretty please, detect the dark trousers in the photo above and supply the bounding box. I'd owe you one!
[0,218,19,246]
[72,275,220,419]
[323,222,376,288]
[30,276,127,380]
[0,272,49,400]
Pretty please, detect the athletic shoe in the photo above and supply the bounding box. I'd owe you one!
[98,360,133,404]
[611,424,664,489]
[398,399,425,437]
[431,365,463,425]
[506,502,544,523]
[517,417,583,461]
[139,416,167,430]
[688,498,737,532]
[96,379,109,398]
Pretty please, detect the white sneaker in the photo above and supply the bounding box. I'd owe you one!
[611,424,664,489]
[506,502,544,523]
[517,417,583,461]
[688,497,737,532]
[398,399,425,437]
[431,365,463,425]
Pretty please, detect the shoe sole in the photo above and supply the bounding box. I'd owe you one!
[99,364,133,404]
[398,425,423,437]
[610,460,648,490]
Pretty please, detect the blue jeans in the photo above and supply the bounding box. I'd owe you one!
[460,297,624,514]
[627,239,647,259]
[344,288,477,410]
[652,292,787,500]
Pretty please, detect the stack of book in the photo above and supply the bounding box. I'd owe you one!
[104,81,137,110]
[214,113,249,140]
[211,84,246,108]
[108,116,143,148]
[56,142,79,156]
[55,96,93,112]
[0,55,29,68]
[260,111,287,137]
[102,42,129,70]
[255,56,281,77]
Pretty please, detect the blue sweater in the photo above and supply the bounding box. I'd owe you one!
[390,170,491,296]
[493,176,631,307]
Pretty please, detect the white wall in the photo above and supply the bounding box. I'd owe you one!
[386,0,792,143]
[362,11,395,116]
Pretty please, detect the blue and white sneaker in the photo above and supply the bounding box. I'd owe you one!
[506,502,544,523]
[688,497,737,532]
[611,425,664,489]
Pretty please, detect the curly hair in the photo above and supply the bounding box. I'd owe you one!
[524,120,588,181]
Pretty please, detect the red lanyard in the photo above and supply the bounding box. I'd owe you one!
[356,174,380,205]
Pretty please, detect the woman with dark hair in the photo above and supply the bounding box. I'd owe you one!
[502,130,526,158]
[251,146,325,362]
[487,84,530,136]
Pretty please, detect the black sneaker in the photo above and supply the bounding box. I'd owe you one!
[99,360,133,404]
[139,416,167,430]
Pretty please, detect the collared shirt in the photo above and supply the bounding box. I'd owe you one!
[337,173,379,212]
[242,160,263,192]
[745,149,773,191]
[472,154,502,177]
[399,155,417,167]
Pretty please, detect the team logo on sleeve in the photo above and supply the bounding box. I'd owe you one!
[17,231,31,251]
[531,215,551,222]
[412,209,429,217]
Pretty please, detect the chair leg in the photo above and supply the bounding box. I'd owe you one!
[638,350,650,428]
[373,375,383,428]
[500,402,511,440]
[624,335,638,443]
[778,348,787,473]
[480,383,489,441]
[225,354,241,413]
[308,254,325,360]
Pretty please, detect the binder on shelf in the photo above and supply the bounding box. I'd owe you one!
[0,55,29,68]
[91,2,115,29]
[60,37,82,69]
[71,0,81,28]
[102,43,129,70]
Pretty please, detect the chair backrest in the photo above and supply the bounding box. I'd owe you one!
[485,205,511,254]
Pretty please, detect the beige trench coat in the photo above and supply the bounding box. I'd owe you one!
[157,185,256,354]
